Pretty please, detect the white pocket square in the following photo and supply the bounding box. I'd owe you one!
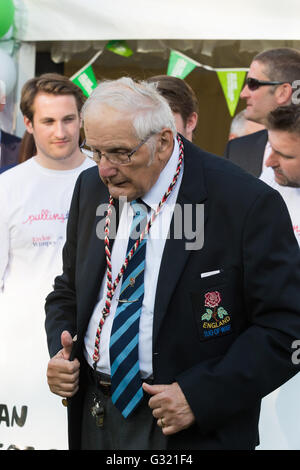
[201,270,221,278]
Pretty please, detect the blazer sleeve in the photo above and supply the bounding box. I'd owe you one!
[45,173,82,357]
[176,188,300,434]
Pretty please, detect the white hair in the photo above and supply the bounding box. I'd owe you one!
[82,77,177,145]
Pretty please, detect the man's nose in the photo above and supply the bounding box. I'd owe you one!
[265,150,279,168]
[98,157,118,178]
[54,121,65,138]
[240,84,250,99]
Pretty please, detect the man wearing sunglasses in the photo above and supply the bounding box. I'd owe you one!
[45,77,300,451]
[224,48,300,177]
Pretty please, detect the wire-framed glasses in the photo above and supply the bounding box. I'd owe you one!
[80,133,155,165]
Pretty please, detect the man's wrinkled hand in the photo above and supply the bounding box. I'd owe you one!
[142,381,195,435]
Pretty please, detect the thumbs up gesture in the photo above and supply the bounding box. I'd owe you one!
[47,331,80,398]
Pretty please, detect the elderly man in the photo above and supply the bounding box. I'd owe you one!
[224,48,300,176]
[45,77,300,451]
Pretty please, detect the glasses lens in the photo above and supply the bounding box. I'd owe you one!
[109,153,130,165]
[246,78,260,91]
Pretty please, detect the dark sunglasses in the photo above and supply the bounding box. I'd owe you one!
[246,77,288,91]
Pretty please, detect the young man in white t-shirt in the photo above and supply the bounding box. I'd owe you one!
[0,73,95,450]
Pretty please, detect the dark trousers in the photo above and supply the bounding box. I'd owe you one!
[81,377,167,450]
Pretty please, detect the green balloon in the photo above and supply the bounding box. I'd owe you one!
[0,0,15,38]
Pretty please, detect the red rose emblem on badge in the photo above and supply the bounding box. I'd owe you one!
[204,291,221,308]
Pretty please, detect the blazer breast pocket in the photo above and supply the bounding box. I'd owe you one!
[190,268,240,342]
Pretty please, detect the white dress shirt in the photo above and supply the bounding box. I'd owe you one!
[84,138,183,377]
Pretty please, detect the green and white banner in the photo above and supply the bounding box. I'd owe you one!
[71,47,247,114]
[70,50,102,96]
[70,42,134,96]
[167,49,199,79]
[216,69,247,116]
[167,49,248,116]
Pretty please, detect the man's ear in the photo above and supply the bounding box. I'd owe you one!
[276,83,293,105]
[186,112,198,133]
[157,128,174,161]
[24,116,34,134]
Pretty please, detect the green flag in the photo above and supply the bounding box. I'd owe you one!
[106,40,133,57]
[216,70,246,116]
[71,65,98,97]
[167,50,198,79]
[70,50,102,97]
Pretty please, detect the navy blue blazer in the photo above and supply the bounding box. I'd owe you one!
[45,136,300,450]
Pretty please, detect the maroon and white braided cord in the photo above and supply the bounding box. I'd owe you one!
[92,134,184,365]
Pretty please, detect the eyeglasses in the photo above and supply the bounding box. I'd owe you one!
[80,134,155,166]
[245,77,288,91]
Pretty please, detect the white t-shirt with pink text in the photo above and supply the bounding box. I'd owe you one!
[0,156,95,293]
[0,156,95,450]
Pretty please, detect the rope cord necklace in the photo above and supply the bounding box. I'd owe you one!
[92,134,184,368]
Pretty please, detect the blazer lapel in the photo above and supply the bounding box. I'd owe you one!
[153,140,207,346]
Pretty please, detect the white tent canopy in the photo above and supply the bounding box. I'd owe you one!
[16,0,300,42]
[7,0,300,137]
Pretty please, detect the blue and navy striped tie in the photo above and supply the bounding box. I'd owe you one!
[109,200,148,418]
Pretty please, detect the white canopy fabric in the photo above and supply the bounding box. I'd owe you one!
[16,0,300,42]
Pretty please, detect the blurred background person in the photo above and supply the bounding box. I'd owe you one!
[262,104,300,246]
[147,75,198,142]
[257,104,300,451]
[228,109,265,140]
[224,48,300,176]
[0,78,21,173]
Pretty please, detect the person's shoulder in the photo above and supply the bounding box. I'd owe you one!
[185,138,274,201]
[75,163,108,194]
[1,130,21,144]
[0,160,35,202]
[0,158,34,182]
[78,163,99,181]
[226,129,268,150]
